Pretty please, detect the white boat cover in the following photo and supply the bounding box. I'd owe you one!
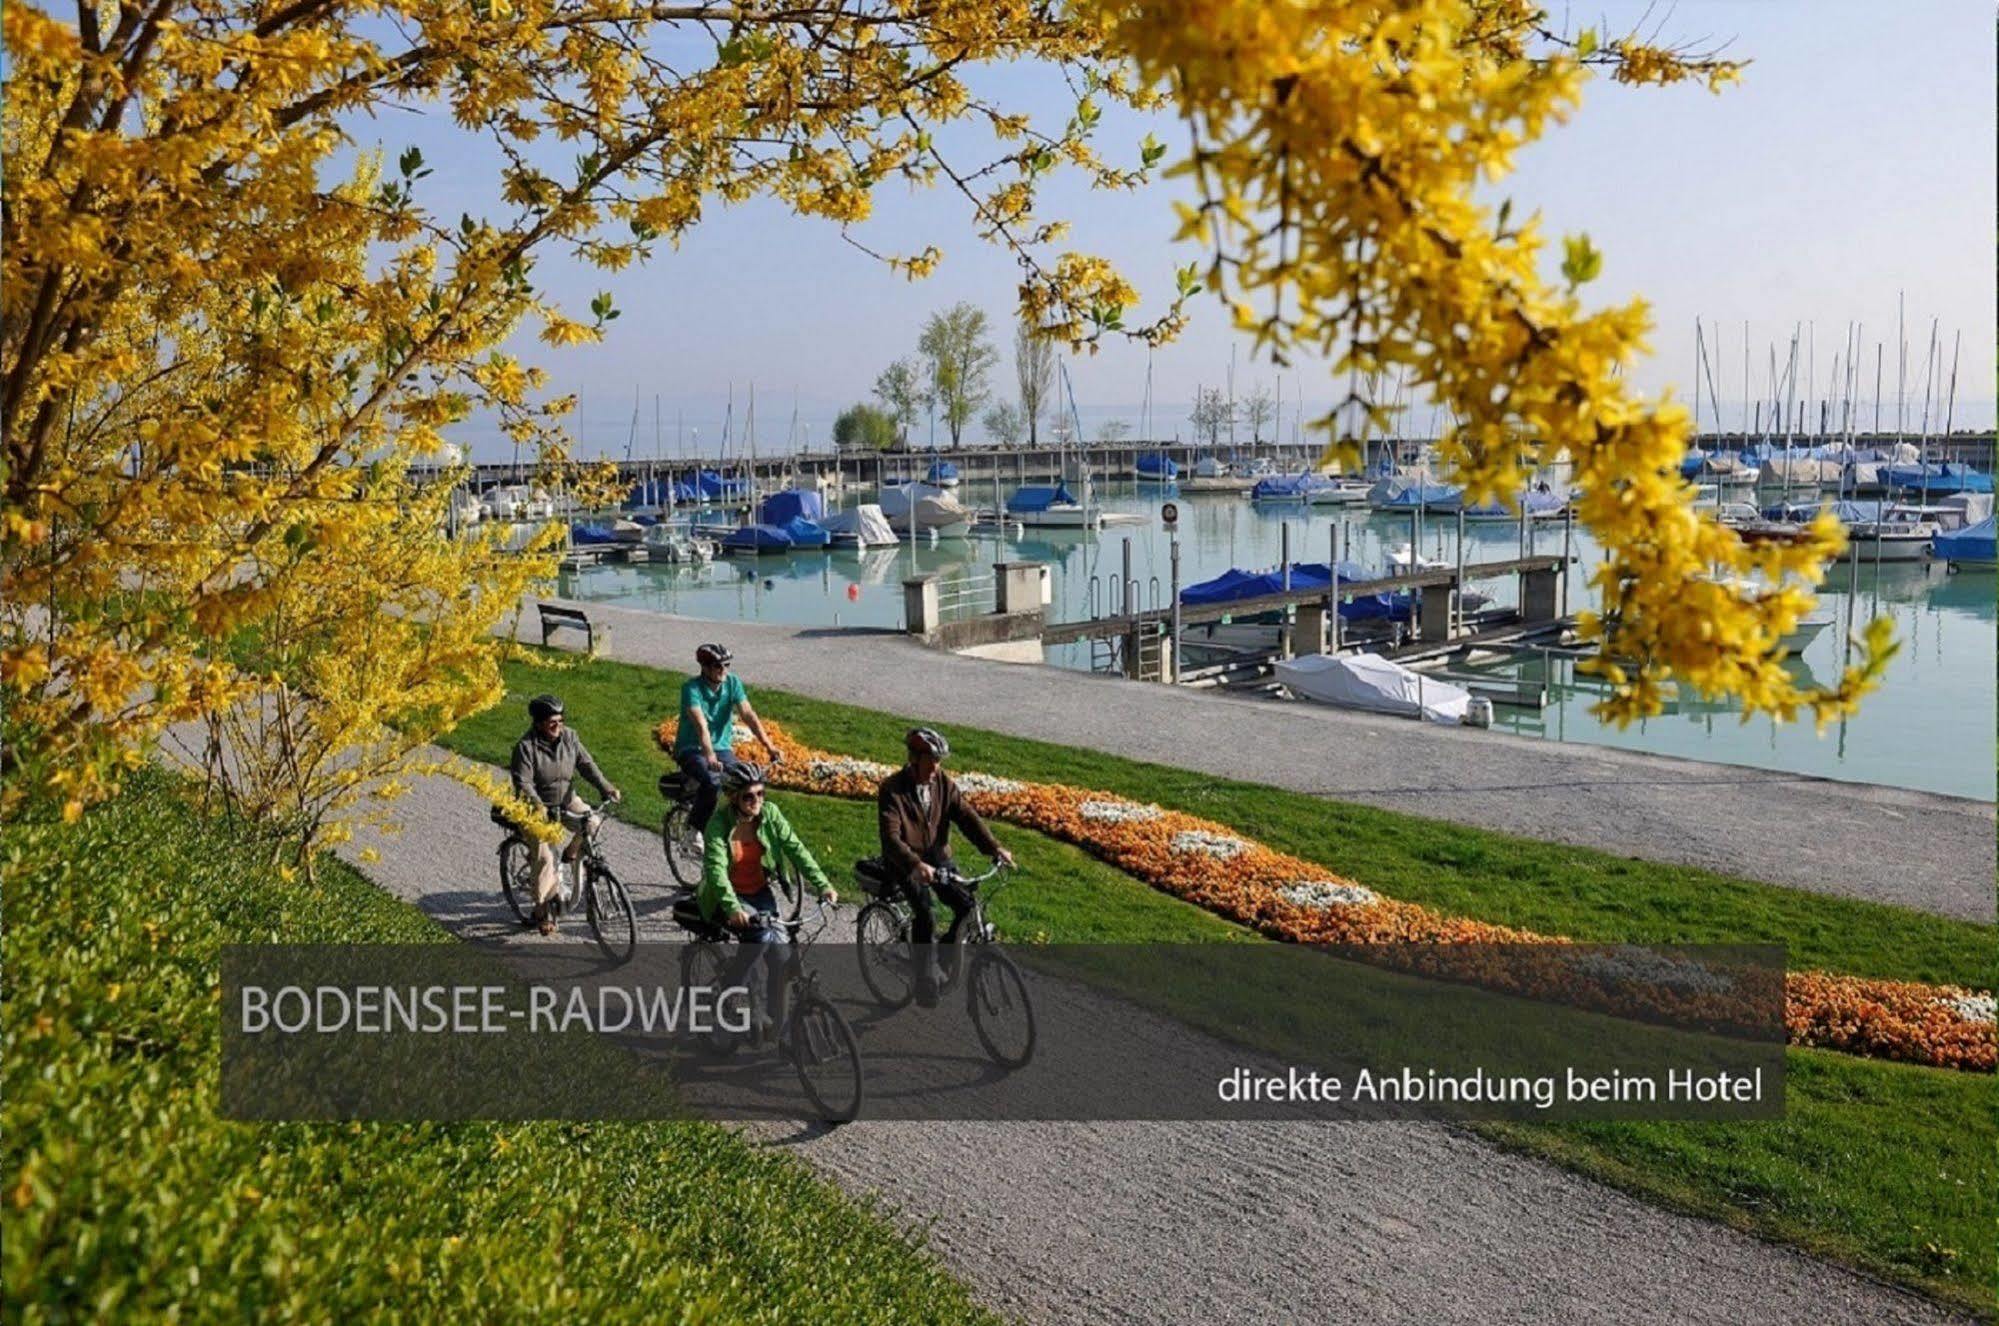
[1273,652,1472,725]
[878,482,971,531]
[823,503,898,546]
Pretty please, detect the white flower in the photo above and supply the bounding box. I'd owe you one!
[1278,880,1379,910]
[1170,829,1248,860]
[1570,946,1736,996]
[1080,799,1163,823]
[1945,992,1996,1025]
[956,772,1025,795]
[808,757,895,782]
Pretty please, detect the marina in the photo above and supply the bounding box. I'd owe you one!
[544,476,1996,801]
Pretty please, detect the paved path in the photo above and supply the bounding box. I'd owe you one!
[338,765,1974,1326]
[518,600,1996,923]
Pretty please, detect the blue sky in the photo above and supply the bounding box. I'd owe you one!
[373,0,1996,459]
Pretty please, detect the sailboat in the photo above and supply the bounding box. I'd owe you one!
[1010,362,1105,528]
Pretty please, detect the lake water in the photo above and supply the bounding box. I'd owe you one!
[555,482,1996,801]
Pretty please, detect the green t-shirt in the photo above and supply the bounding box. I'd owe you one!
[675,674,748,756]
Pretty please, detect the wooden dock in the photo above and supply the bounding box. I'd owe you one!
[1042,555,1568,645]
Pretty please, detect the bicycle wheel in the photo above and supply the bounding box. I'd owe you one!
[499,837,536,924]
[662,806,703,887]
[788,993,864,1123]
[585,865,638,963]
[968,950,1036,1069]
[679,941,741,1058]
[855,901,916,1009]
[775,869,804,923]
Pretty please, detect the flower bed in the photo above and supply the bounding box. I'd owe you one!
[693,720,1994,1073]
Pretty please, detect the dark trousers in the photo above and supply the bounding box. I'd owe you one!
[896,867,975,945]
[678,749,744,836]
[895,860,973,991]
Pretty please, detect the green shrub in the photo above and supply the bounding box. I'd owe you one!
[2,768,992,1324]
[831,403,897,452]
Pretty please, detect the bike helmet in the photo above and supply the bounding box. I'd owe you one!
[721,761,767,794]
[906,727,950,760]
[695,643,734,668]
[527,693,565,723]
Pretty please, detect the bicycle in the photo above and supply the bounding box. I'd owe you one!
[496,792,639,962]
[670,888,864,1123]
[658,768,802,920]
[851,860,1036,1069]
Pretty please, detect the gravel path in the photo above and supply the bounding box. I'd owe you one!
[511,601,1995,923]
[335,760,1975,1326]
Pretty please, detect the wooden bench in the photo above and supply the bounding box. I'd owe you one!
[537,602,599,652]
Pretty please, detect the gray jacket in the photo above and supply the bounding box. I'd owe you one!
[510,727,610,812]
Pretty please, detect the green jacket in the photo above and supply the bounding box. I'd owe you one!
[698,800,832,922]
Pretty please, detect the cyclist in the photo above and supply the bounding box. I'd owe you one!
[697,762,838,1039]
[876,727,1014,1004]
[509,694,621,935]
[670,643,783,834]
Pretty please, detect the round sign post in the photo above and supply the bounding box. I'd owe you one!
[1161,500,1180,527]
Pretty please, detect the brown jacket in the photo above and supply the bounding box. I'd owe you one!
[876,766,1001,878]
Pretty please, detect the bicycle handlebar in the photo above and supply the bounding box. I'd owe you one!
[935,859,1013,889]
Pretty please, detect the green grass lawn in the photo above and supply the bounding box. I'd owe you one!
[1,767,995,1325]
[436,650,1997,1316]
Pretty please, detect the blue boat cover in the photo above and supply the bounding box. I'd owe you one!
[1179,560,1413,620]
[698,469,750,499]
[1463,490,1566,519]
[625,477,681,508]
[760,489,825,526]
[1250,473,1338,501]
[927,460,960,482]
[721,523,794,552]
[1136,453,1180,478]
[1932,516,1996,563]
[1007,482,1078,513]
[1374,482,1458,509]
[780,516,831,548]
[570,522,620,546]
[1883,464,1992,494]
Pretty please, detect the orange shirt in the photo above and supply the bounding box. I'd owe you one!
[728,828,767,895]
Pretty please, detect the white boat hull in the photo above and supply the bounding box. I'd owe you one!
[1010,504,1102,529]
[1834,533,1936,563]
[1780,617,1834,651]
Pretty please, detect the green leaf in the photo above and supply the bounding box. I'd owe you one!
[1561,232,1603,289]
[1576,26,1598,59]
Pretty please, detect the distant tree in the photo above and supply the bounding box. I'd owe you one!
[1015,317,1057,447]
[833,403,898,452]
[1241,382,1276,444]
[918,303,999,448]
[872,358,926,447]
[1190,387,1234,448]
[1097,418,1131,444]
[983,401,1025,446]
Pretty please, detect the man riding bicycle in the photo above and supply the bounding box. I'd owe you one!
[509,694,621,935]
[697,762,838,1038]
[669,643,783,834]
[876,727,1014,1005]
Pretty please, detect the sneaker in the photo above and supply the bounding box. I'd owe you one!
[535,909,555,937]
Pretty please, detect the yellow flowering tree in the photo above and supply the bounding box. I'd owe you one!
[1089,0,1894,721]
[3,0,1885,854]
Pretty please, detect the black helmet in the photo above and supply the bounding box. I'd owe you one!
[721,761,766,794]
[527,694,565,723]
[906,727,950,760]
[695,643,733,668]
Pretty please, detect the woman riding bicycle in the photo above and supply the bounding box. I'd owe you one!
[698,763,838,1037]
